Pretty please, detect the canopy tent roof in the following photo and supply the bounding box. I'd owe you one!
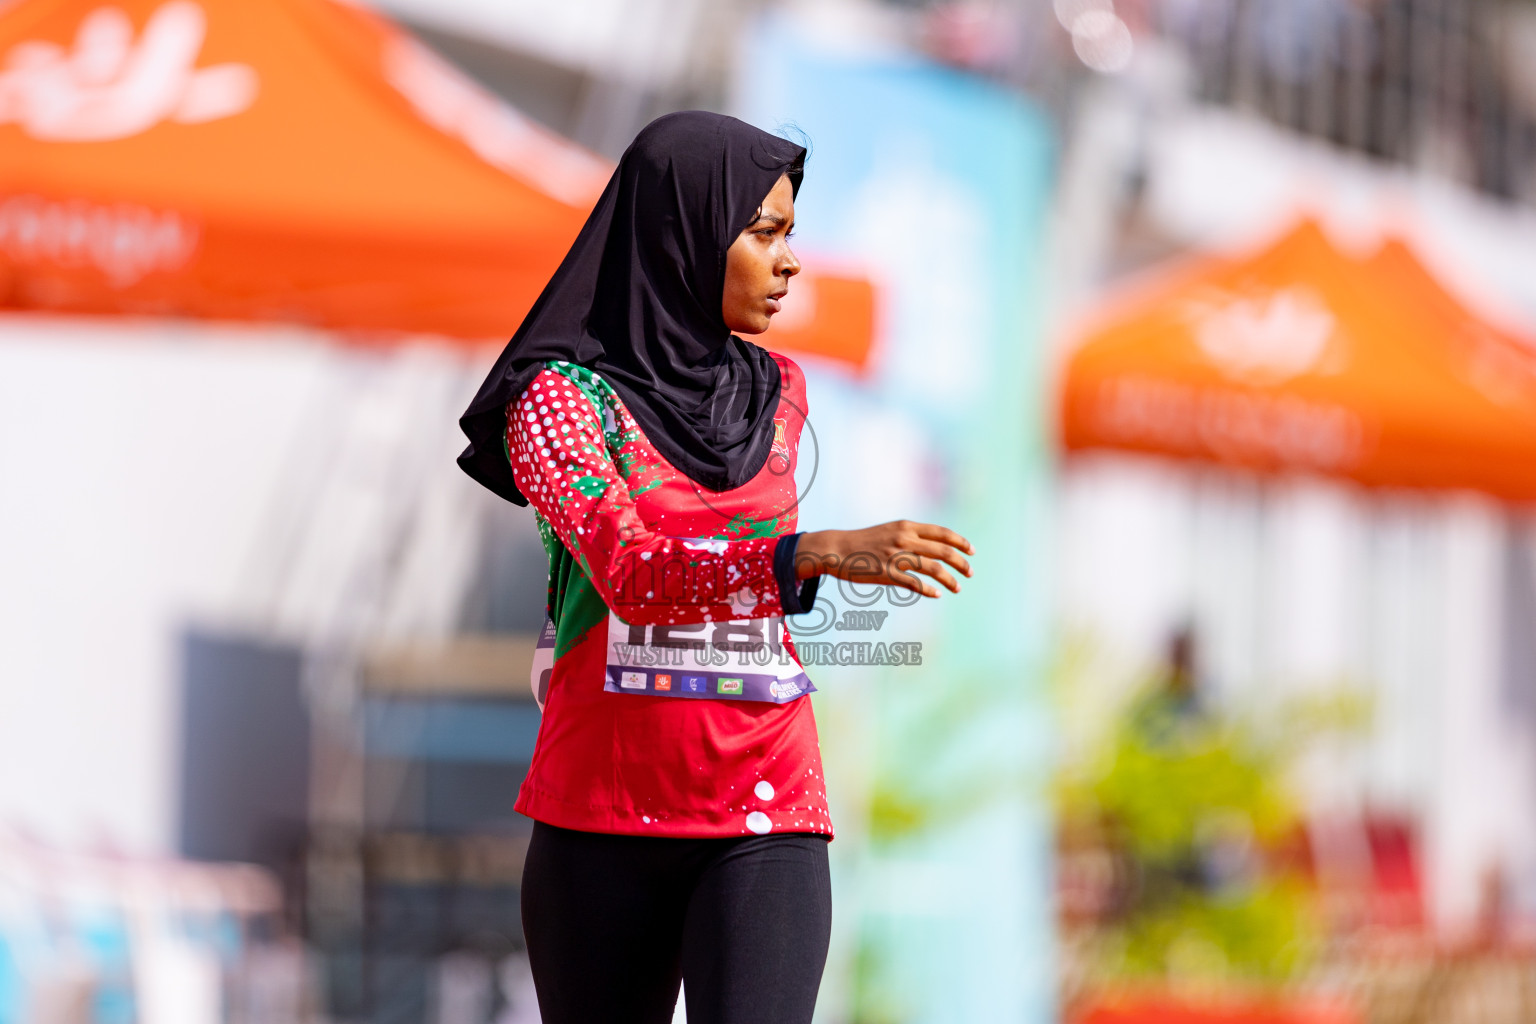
[0,0,873,360]
[1058,220,1536,502]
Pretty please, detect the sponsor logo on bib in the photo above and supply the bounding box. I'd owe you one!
[717,677,744,695]
[619,670,647,690]
[654,673,672,691]
[769,680,803,700]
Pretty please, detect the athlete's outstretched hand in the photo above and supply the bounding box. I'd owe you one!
[794,521,974,599]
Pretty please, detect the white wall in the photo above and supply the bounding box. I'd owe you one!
[0,316,479,854]
[0,318,335,851]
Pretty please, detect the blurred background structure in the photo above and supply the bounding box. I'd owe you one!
[6,0,1536,1022]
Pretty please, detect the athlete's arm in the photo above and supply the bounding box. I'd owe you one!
[506,368,813,625]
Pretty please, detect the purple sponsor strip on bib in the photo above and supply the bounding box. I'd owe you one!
[604,665,815,703]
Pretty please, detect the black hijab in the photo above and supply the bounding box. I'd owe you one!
[456,110,807,506]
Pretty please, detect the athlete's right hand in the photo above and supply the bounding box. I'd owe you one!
[793,522,975,599]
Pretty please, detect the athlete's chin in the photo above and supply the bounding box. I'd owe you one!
[732,315,773,336]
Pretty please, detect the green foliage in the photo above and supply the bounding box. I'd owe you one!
[1054,658,1367,986]
[1063,697,1295,856]
[1107,867,1319,983]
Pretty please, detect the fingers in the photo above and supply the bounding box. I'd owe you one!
[907,538,972,580]
[888,571,937,599]
[888,563,940,599]
[911,522,975,558]
[920,556,961,594]
[889,551,960,596]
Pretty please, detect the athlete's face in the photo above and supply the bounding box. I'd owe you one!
[721,174,800,335]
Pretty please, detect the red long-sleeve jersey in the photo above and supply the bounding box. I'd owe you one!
[505,353,833,838]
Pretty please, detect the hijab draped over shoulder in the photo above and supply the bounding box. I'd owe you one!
[456,111,807,506]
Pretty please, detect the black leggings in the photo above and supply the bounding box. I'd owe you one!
[520,821,832,1024]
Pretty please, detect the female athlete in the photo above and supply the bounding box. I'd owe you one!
[456,110,974,1024]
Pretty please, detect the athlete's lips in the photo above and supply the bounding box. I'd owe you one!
[766,289,787,314]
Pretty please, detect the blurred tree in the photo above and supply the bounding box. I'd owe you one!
[1054,629,1370,991]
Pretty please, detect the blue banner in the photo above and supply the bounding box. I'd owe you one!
[737,18,1058,1024]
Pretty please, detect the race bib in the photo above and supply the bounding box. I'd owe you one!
[602,611,815,703]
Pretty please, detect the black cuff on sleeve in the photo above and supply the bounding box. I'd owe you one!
[773,532,820,616]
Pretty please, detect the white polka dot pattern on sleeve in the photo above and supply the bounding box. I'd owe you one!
[504,366,788,626]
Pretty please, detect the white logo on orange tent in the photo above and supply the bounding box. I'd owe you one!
[1188,285,1340,386]
[0,194,198,286]
[0,1,258,142]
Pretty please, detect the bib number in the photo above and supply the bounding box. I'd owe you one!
[602,612,815,703]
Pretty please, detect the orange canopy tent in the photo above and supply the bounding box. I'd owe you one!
[1057,220,1536,503]
[0,0,873,363]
